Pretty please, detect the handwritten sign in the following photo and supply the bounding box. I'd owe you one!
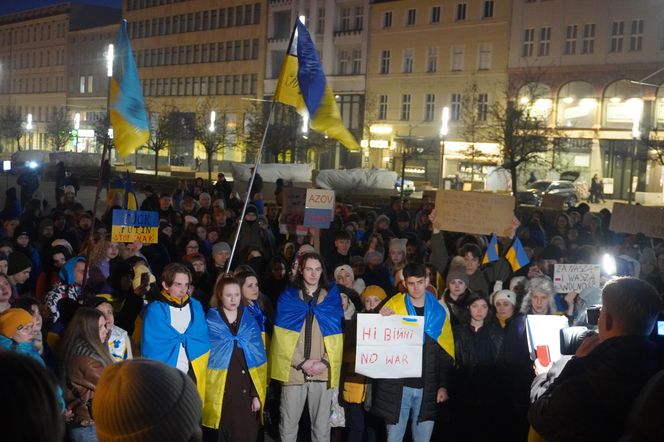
[434,190,515,236]
[355,313,424,379]
[526,314,569,363]
[553,264,601,293]
[111,210,159,244]
[609,203,664,239]
[280,187,307,233]
[304,188,335,228]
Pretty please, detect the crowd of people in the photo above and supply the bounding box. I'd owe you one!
[1,168,663,442]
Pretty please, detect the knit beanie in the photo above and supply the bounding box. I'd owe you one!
[446,268,469,287]
[388,238,408,254]
[491,289,517,307]
[93,359,202,442]
[361,285,387,301]
[333,264,354,282]
[0,308,33,339]
[212,241,231,255]
[7,252,32,276]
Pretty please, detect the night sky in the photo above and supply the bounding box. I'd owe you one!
[0,0,122,15]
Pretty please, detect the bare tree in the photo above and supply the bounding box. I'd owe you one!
[0,109,24,151]
[94,117,114,153]
[643,130,664,166]
[244,102,298,163]
[191,98,238,182]
[145,103,178,176]
[47,107,73,151]
[459,78,493,187]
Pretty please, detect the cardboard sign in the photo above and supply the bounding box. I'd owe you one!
[280,187,307,233]
[609,203,664,239]
[111,210,159,244]
[541,194,564,211]
[553,264,601,293]
[526,314,569,364]
[434,190,515,236]
[355,313,424,379]
[304,188,335,228]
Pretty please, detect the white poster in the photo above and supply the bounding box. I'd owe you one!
[553,264,601,293]
[526,315,570,364]
[355,313,425,379]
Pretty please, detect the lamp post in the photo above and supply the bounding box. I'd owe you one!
[25,113,33,150]
[439,106,449,189]
[73,112,80,152]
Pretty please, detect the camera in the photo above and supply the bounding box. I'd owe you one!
[560,326,597,355]
[586,305,601,326]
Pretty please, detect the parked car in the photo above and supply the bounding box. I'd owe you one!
[516,180,579,208]
[395,177,416,195]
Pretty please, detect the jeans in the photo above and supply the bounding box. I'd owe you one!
[387,387,434,442]
[69,424,98,442]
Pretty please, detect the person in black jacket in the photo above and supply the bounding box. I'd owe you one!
[528,277,662,442]
[371,263,454,442]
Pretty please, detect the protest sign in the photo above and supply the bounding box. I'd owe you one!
[553,264,601,293]
[541,194,564,211]
[526,314,569,364]
[304,188,335,228]
[609,203,664,239]
[355,313,424,379]
[434,190,515,236]
[111,210,159,243]
[280,187,307,233]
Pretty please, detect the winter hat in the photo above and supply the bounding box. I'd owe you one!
[296,244,316,257]
[93,359,202,442]
[212,241,231,255]
[446,268,469,287]
[361,285,387,301]
[363,250,384,265]
[51,239,73,255]
[132,264,156,292]
[7,252,32,276]
[333,264,354,282]
[491,289,517,306]
[0,308,33,339]
[388,238,408,254]
[245,204,258,215]
[183,215,198,226]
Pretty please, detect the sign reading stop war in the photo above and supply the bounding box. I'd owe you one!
[553,264,601,293]
[355,313,424,379]
[609,203,664,239]
[434,190,516,236]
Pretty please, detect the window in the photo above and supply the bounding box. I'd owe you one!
[352,49,361,74]
[383,11,392,28]
[630,19,643,51]
[378,95,388,120]
[426,47,438,72]
[341,8,351,31]
[425,94,436,121]
[451,93,461,121]
[582,23,595,54]
[564,24,577,55]
[87,75,93,93]
[317,8,325,33]
[478,93,488,121]
[400,94,411,120]
[455,3,467,21]
[451,45,464,71]
[610,21,624,52]
[403,48,413,73]
[406,9,416,26]
[431,6,441,24]
[478,43,491,69]
[354,7,363,29]
[522,28,535,57]
[538,27,551,56]
[338,50,349,75]
[79,75,85,93]
[380,50,390,74]
[483,0,494,19]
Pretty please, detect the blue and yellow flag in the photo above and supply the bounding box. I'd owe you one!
[122,171,138,210]
[270,284,344,387]
[274,20,359,151]
[506,236,529,272]
[482,233,500,264]
[385,292,455,360]
[110,20,149,157]
[203,307,267,429]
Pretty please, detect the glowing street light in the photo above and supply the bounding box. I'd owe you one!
[106,44,114,77]
[439,106,450,187]
[209,111,216,132]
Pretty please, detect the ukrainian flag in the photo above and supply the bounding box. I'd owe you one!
[385,292,455,360]
[270,284,344,387]
[505,236,529,272]
[203,307,267,429]
[122,171,138,210]
[482,233,500,265]
[274,20,359,151]
[109,20,150,157]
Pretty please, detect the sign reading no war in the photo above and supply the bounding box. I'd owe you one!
[111,209,159,244]
[355,313,424,379]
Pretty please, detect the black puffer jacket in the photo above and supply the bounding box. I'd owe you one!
[370,335,453,425]
[528,335,659,442]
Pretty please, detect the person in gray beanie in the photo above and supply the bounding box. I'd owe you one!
[93,359,202,442]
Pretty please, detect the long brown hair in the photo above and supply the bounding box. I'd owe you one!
[59,308,113,379]
[209,275,240,309]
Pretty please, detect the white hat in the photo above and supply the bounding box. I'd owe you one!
[491,289,516,306]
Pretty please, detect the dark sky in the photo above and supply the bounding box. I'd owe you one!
[0,0,122,14]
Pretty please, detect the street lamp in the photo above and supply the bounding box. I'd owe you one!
[106,44,114,78]
[209,110,216,132]
[439,106,449,189]
[25,113,33,150]
[74,113,80,151]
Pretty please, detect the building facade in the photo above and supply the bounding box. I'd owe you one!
[509,0,664,200]
[366,0,510,188]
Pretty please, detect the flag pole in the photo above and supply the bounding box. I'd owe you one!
[226,21,299,272]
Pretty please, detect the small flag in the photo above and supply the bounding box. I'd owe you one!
[482,234,499,264]
[123,171,138,210]
[109,20,150,157]
[506,236,529,272]
[274,20,359,151]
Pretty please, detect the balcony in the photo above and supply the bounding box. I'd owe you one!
[333,28,363,38]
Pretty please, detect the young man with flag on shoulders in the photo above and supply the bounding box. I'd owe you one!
[372,262,454,442]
